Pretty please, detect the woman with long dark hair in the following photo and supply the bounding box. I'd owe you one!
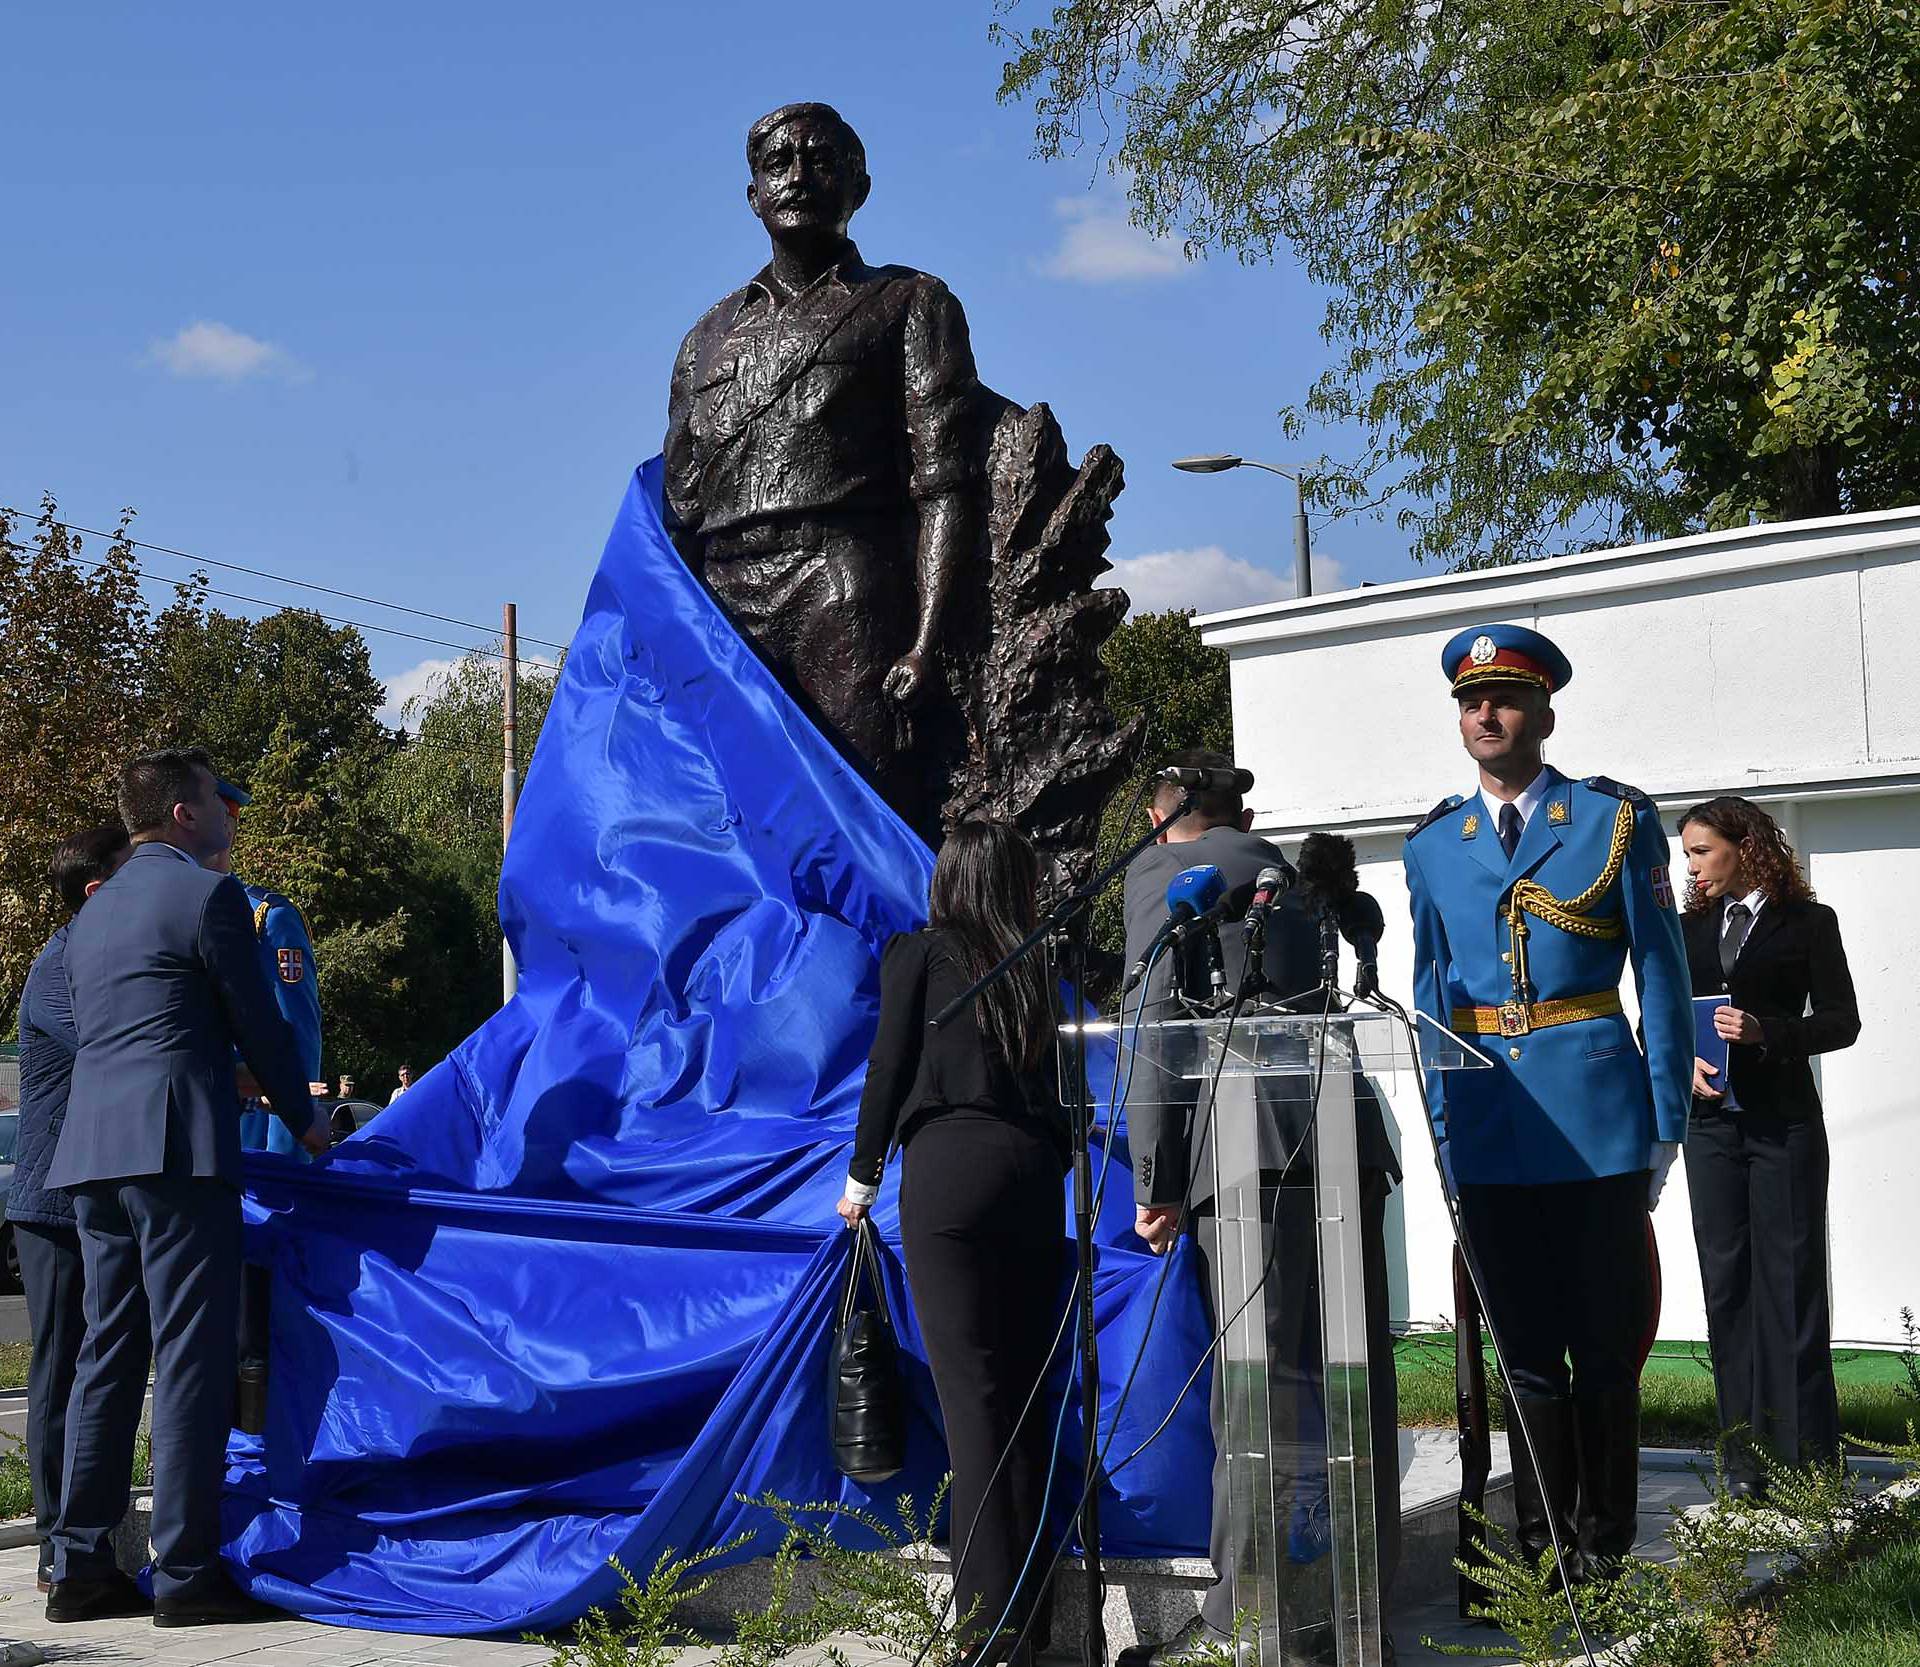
[839,820,1066,1665]
[1676,796,1860,1494]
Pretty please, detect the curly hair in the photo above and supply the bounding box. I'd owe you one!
[1674,796,1814,914]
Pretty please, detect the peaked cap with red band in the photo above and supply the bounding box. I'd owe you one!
[1441,623,1573,696]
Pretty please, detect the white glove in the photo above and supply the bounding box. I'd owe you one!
[1646,1141,1682,1209]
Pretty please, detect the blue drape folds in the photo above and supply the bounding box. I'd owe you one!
[225,461,1213,1635]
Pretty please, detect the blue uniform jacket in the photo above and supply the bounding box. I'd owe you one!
[8,927,79,1229]
[46,843,317,1189]
[1403,767,1691,1186]
[237,885,323,1159]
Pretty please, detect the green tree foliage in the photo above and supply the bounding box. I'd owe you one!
[0,502,550,1084]
[0,501,165,1014]
[383,652,559,946]
[995,0,1920,566]
[1091,606,1234,953]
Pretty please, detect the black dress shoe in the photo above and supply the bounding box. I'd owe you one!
[46,1570,153,1622]
[153,1572,284,1628]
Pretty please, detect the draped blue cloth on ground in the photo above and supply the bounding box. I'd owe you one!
[224,459,1219,1635]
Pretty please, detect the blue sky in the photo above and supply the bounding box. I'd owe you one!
[1,3,1423,720]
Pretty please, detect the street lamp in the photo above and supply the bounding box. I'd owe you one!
[1171,453,1314,600]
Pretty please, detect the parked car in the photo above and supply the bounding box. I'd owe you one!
[0,1107,20,1292]
[328,1099,384,1145]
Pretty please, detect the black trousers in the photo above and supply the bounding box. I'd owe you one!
[1457,1173,1652,1400]
[57,1176,241,1600]
[1684,1108,1839,1469]
[16,1223,86,1570]
[901,1112,1068,1659]
[1458,1173,1652,1563]
[1192,1170,1400,1634]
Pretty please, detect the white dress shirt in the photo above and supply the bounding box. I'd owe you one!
[1478,766,1554,838]
[1721,888,1766,936]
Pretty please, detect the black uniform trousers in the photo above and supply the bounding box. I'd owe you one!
[1457,1174,1652,1399]
[1191,1171,1399,1635]
[56,1175,241,1600]
[1457,1172,1653,1564]
[900,1112,1068,1661]
[16,1223,87,1574]
[1683,1107,1839,1471]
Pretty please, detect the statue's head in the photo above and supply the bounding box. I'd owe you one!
[745,103,870,245]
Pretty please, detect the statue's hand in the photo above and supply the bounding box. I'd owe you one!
[883,650,932,708]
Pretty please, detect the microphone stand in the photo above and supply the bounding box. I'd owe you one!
[932,790,1198,1667]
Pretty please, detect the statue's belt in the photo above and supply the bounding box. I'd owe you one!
[1452,990,1623,1038]
[703,511,903,559]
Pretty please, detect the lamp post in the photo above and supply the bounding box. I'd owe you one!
[1172,452,1314,600]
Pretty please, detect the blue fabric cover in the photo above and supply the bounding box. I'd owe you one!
[225,460,1214,1634]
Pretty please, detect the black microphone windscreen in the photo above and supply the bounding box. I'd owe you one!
[1296,831,1359,905]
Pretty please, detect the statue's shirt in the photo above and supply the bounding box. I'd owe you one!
[664,243,980,544]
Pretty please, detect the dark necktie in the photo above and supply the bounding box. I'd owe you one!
[1720,901,1752,980]
[1498,803,1523,860]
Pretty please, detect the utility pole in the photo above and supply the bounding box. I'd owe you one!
[502,602,520,1006]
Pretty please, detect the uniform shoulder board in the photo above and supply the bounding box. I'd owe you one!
[1581,775,1655,809]
[1407,795,1465,840]
[252,893,302,938]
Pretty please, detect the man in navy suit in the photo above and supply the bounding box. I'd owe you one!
[44,747,327,1626]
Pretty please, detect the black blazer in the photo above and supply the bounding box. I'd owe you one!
[1683,897,1860,1120]
[849,928,1065,1187]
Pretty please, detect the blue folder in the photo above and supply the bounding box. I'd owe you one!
[1694,995,1739,1109]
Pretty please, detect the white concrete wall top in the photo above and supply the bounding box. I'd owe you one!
[1196,507,1920,836]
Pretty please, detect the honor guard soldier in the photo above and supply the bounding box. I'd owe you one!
[1402,624,1691,1579]
[213,780,324,1157]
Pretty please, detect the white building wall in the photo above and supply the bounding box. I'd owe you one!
[1197,508,1920,1345]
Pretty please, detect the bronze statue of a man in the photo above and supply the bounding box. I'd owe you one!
[664,103,980,831]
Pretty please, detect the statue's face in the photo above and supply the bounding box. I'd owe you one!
[747,115,868,242]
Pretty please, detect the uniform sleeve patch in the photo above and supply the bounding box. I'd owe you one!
[277,947,305,985]
[1649,865,1674,909]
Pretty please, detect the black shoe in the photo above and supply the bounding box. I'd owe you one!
[152,1572,284,1628]
[46,1570,153,1622]
[1573,1388,1643,1566]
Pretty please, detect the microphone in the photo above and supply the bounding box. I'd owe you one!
[1123,864,1226,993]
[1240,864,1292,944]
[1154,765,1255,796]
[1296,832,1385,996]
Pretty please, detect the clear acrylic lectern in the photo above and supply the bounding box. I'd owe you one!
[1083,1007,1489,1667]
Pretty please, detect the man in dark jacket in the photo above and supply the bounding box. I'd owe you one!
[44,748,327,1626]
[1120,751,1403,1667]
[9,824,131,1592]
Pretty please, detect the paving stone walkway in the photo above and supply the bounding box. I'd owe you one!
[0,1458,1720,1667]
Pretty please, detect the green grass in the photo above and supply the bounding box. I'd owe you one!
[1766,1536,1920,1666]
[0,1341,30,1390]
[1393,1334,1920,1449]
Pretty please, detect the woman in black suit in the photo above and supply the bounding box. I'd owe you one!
[1676,797,1860,1493]
[838,821,1067,1665]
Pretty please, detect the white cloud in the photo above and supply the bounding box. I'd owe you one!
[148,319,308,383]
[1038,193,1189,283]
[1100,545,1346,616]
[379,657,460,730]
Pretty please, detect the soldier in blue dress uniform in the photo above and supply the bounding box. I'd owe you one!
[1403,624,1691,1577]
[211,779,323,1157]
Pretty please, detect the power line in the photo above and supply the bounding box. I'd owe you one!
[43,545,565,676]
[0,505,573,652]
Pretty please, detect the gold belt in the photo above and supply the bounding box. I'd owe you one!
[1452,990,1624,1039]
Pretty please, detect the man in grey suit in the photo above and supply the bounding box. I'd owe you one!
[1118,751,1402,1667]
[45,747,327,1626]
